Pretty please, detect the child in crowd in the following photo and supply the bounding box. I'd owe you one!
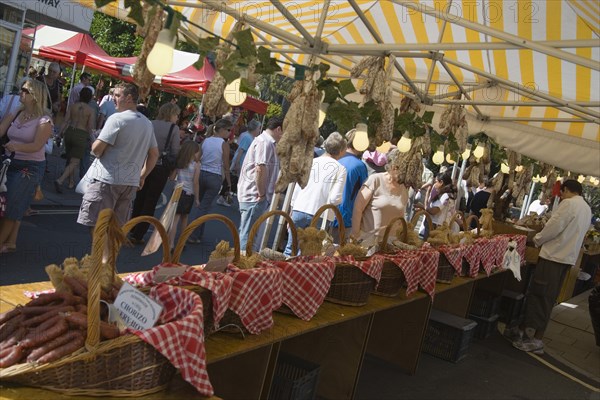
[169,140,201,250]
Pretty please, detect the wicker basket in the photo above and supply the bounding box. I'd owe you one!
[172,214,241,334]
[308,205,375,306]
[373,216,409,297]
[437,254,455,283]
[309,204,347,245]
[0,209,176,396]
[325,262,376,306]
[246,210,299,317]
[247,210,298,258]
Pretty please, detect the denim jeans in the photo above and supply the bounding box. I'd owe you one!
[284,210,313,256]
[188,170,222,241]
[239,199,270,252]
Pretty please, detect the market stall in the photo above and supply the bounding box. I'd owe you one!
[76,0,599,176]
[0,208,527,398]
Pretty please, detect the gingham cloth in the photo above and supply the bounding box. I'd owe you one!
[133,284,213,397]
[256,256,336,321]
[124,263,233,327]
[489,235,510,267]
[225,265,283,334]
[476,238,496,275]
[330,254,386,283]
[379,252,422,296]
[396,245,439,298]
[461,242,481,277]
[437,245,464,274]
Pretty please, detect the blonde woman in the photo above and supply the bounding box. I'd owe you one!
[0,78,53,253]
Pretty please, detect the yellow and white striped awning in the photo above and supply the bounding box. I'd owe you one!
[78,0,600,175]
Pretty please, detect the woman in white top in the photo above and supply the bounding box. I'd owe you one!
[351,149,409,241]
[418,173,457,229]
[187,118,233,243]
[284,132,348,256]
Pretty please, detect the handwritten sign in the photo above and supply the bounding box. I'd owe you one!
[204,255,234,272]
[114,282,163,331]
[154,264,187,283]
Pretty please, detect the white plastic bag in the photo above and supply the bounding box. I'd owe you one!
[502,240,522,281]
[44,138,53,154]
[75,171,94,195]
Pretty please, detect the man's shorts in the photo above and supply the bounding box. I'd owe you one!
[77,180,137,227]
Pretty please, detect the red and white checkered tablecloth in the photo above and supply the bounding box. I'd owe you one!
[123,263,234,327]
[225,266,283,334]
[437,245,464,274]
[496,234,527,265]
[133,284,213,397]
[330,254,385,283]
[379,252,421,296]
[396,244,439,298]
[461,243,481,277]
[490,235,510,267]
[256,256,336,321]
[476,238,496,275]
[176,269,234,327]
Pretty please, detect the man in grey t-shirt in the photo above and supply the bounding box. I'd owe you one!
[77,83,158,229]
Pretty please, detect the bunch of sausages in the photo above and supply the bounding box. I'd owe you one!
[0,279,121,369]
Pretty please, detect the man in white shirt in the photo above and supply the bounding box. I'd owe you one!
[283,132,348,256]
[527,193,550,216]
[237,116,283,252]
[506,179,591,354]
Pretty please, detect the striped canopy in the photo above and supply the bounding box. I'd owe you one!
[82,0,599,176]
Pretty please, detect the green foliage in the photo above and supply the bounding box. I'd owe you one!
[123,0,145,27]
[240,78,259,97]
[90,12,142,57]
[326,101,362,135]
[255,46,281,75]
[583,186,600,217]
[266,102,283,120]
[394,109,432,138]
[258,74,295,105]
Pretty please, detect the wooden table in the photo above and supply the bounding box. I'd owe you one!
[0,270,508,399]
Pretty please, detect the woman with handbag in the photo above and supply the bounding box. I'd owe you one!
[0,78,53,253]
[128,102,181,244]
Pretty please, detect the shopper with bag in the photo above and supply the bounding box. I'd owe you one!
[0,78,53,253]
[128,102,181,244]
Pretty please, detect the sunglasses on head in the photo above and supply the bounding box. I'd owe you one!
[21,87,30,94]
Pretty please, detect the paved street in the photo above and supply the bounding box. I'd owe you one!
[0,152,242,286]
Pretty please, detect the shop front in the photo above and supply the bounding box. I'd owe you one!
[0,0,92,97]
